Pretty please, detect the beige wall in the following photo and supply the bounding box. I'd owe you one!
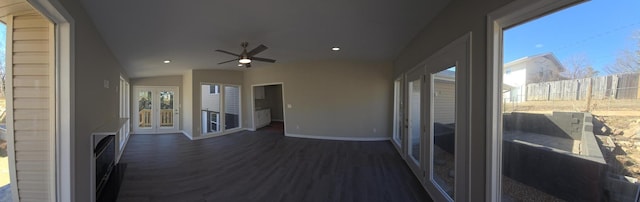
[393,0,513,199]
[243,61,393,138]
[58,0,130,201]
[130,75,183,130]
[189,69,243,137]
[182,70,193,137]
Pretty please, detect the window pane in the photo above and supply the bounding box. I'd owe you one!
[138,91,152,128]
[201,84,221,134]
[393,79,403,145]
[159,91,174,127]
[501,1,640,201]
[408,79,421,163]
[431,67,456,199]
[224,85,240,130]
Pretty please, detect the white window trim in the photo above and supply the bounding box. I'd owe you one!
[200,82,243,136]
[486,0,586,201]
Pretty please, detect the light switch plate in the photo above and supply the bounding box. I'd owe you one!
[103,80,109,88]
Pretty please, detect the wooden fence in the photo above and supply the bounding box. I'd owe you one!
[525,73,640,101]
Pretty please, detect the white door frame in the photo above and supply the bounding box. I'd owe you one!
[401,33,471,201]
[486,0,585,201]
[22,0,75,201]
[405,64,424,179]
[132,86,180,134]
[250,82,286,133]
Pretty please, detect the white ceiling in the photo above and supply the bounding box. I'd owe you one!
[80,0,450,78]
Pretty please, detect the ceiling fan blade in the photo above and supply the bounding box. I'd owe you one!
[247,44,268,56]
[251,57,276,63]
[245,63,252,68]
[215,49,240,57]
[218,58,238,65]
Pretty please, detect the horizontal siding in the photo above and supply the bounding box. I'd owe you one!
[433,80,455,124]
[13,87,49,98]
[14,109,49,118]
[16,171,47,181]
[14,40,48,52]
[14,131,49,141]
[13,99,48,109]
[12,28,48,41]
[9,11,53,201]
[15,151,48,161]
[13,52,48,64]
[13,76,48,87]
[13,15,49,29]
[13,64,48,75]
[14,120,49,130]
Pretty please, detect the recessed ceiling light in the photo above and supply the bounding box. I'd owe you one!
[163,60,171,64]
[331,47,340,51]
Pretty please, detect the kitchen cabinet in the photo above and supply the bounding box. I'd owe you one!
[254,108,271,129]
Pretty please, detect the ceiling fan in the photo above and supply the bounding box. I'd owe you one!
[215,42,276,68]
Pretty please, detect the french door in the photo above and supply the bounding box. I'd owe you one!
[133,86,179,134]
[400,34,470,201]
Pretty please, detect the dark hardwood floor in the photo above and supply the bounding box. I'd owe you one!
[116,128,432,202]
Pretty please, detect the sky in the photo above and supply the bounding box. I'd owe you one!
[504,0,640,74]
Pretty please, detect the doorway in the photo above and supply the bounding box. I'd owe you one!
[133,86,180,134]
[252,84,285,134]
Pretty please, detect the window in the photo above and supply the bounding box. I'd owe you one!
[210,85,220,94]
[119,76,130,149]
[201,83,241,135]
[490,0,640,201]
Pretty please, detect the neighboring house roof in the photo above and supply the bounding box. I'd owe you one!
[434,69,455,81]
[504,53,566,72]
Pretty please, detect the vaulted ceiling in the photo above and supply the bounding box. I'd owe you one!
[80,0,450,78]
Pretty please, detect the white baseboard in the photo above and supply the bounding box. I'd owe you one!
[285,133,390,141]
[189,128,247,140]
[180,131,193,140]
[246,127,256,131]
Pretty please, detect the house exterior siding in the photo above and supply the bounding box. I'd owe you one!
[7,11,55,201]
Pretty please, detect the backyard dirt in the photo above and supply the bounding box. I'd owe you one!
[596,116,640,179]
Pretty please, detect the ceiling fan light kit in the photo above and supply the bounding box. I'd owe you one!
[215,42,276,68]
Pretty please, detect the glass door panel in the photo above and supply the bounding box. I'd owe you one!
[393,78,403,148]
[224,85,240,130]
[431,66,457,199]
[138,91,153,128]
[408,76,422,164]
[159,91,174,128]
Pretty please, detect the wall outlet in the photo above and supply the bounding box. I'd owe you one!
[296,125,300,129]
[287,104,292,109]
[373,128,377,133]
